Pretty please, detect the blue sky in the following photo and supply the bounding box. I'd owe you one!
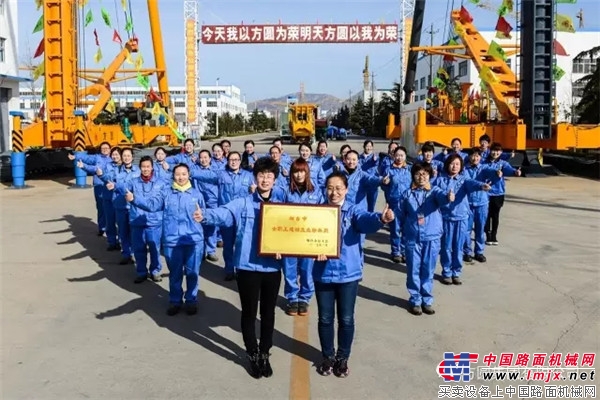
[18,0,597,101]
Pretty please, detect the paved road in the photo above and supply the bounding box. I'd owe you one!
[2,132,599,399]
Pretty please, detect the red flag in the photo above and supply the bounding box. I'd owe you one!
[444,54,455,62]
[459,6,473,23]
[93,29,100,46]
[112,29,122,44]
[553,39,568,56]
[33,38,44,58]
[38,102,45,119]
[495,16,513,37]
[148,87,163,103]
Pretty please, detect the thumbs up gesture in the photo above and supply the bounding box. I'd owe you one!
[124,188,134,202]
[515,167,522,177]
[497,168,503,178]
[382,175,391,185]
[193,202,203,223]
[448,189,455,202]
[482,183,491,191]
[443,148,448,155]
[76,160,84,169]
[68,154,76,161]
[106,182,115,191]
[249,184,257,193]
[96,168,103,176]
[380,203,395,224]
[161,161,169,171]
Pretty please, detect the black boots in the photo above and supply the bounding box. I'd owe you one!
[247,350,273,379]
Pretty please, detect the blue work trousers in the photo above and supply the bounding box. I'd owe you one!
[115,208,132,257]
[221,225,236,273]
[314,279,359,360]
[283,257,315,303]
[464,205,489,256]
[102,199,118,246]
[405,239,440,306]
[131,225,162,277]
[388,200,404,257]
[441,219,469,278]
[366,189,379,212]
[163,244,204,305]
[93,185,105,233]
[203,224,217,256]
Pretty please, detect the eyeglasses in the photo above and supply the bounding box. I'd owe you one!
[229,158,241,162]
[414,172,430,177]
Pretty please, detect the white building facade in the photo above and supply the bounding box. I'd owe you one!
[411,30,600,122]
[19,84,248,136]
[1,0,30,152]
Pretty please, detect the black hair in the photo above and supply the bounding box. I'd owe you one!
[220,139,231,147]
[244,140,255,147]
[154,146,166,156]
[211,143,223,151]
[99,141,111,149]
[139,155,153,168]
[272,138,282,145]
[345,150,360,159]
[479,134,491,143]
[269,145,281,154]
[451,137,462,145]
[394,146,408,156]
[444,153,464,174]
[470,147,482,156]
[490,142,503,151]
[410,162,434,180]
[388,141,398,152]
[253,156,280,179]
[339,144,351,155]
[111,146,122,156]
[121,147,133,156]
[363,139,374,148]
[199,149,211,158]
[326,171,348,188]
[317,140,328,148]
[172,163,189,179]
[298,143,312,153]
[227,151,241,161]
[421,143,435,154]
[183,138,195,147]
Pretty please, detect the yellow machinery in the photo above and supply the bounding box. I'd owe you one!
[11,0,180,156]
[388,7,600,152]
[288,104,318,144]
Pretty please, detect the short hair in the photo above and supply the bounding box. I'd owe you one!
[220,139,231,147]
[211,143,223,151]
[298,143,312,153]
[421,143,435,154]
[253,156,280,178]
[172,163,189,179]
[444,153,464,174]
[244,140,255,147]
[490,142,503,151]
[451,137,462,145]
[199,149,211,158]
[363,139,374,148]
[183,138,195,147]
[154,146,166,156]
[317,140,328,148]
[410,162,434,179]
[227,151,241,161]
[479,134,491,143]
[345,150,360,160]
[289,158,315,193]
[470,147,482,156]
[139,155,153,168]
[394,146,408,156]
[269,145,281,154]
[326,171,348,188]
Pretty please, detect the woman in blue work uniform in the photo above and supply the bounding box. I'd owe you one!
[126,163,206,316]
[165,138,197,169]
[359,140,379,212]
[94,147,122,251]
[71,141,112,236]
[400,163,454,316]
[211,143,227,170]
[101,147,139,265]
[435,154,491,285]
[283,158,324,317]
[297,143,326,189]
[200,157,286,379]
[381,146,412,263]
[313,171,395,378]
[191,150,220,262]
[191,151,255,281]
[123,155,165,283]
[338,150,384,210]
[152,147,172,183]
[334,144,352,171]
[241,140,260,171]
[268,145,291,190]
[378,141,398,177]
[315,140,337,177]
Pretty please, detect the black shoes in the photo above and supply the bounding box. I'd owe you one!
[317,357,335,376]
[119,257,134,265]
[297,302,309,316]
[474,254,487,263]
[463,254,475,264]
[166,305,181,316]
[248,351,273,379]
[224,272,236,281]
[134,275,147,284]
[333,358,349,378]
[205,254,219,262]
[150,274,162,282]
[185,303,198,315]
[410,305,423,315]
[285,302,299,316]
[422,305,435,315]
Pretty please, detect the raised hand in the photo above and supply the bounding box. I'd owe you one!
[193,202,203,223]
[124,188,134,202]
[76,160,84,169]
[497,168,503,178]
[249,184,257,193]
[515,167,522,177]
[380,203,395,224]
[161,161,169,171]
[106,182,115,191]
[448,189,455,202]
[68,154,76,161]
[382,175,391,185]
[482,183,491,191]
[96,168,103,176]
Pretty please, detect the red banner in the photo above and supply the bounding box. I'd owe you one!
[200,24,399,44]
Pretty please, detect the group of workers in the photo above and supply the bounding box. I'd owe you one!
[71,133,521,379]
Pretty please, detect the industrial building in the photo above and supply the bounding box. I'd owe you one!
[0,0,30,153]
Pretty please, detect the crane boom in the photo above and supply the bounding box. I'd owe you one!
[403,0,426,104]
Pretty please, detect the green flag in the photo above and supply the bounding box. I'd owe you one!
[488,41,507,60]
[32,15,43,33]
[125,15,133,33]
[468,0,481,4]
[101,7,112,28]
[136,72,149,90]
[497,5,508,17]
[85,9,93,27]
[41,82,46,101]
[553,65,565,81]
[557,0,576,3]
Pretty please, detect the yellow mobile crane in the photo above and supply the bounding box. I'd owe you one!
[8,0,181,185]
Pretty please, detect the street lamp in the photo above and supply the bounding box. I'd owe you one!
[242,93,246,132]
[215,78,220,136]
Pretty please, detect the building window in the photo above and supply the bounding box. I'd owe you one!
[31,102,41,109]
[174,101,185,107]
[573,57,598,74]
[506,58,512,69]
[420,77,426,90]
[427,75,432,87]
[206,101,217,107]
[0,37,5,62]
[447,65,455,79]
[572,80,586,98]
[458,61,468,77]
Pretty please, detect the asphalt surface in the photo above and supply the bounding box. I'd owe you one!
[1,132,598,399]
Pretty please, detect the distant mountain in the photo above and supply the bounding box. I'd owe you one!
[250,93,345,115]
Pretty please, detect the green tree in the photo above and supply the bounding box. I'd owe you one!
[332,105,351,128]
[574,46,600,124]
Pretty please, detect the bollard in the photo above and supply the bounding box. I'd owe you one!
[72,150,90,188]
[10,151,27,189]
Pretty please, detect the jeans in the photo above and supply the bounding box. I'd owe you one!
[163,244,204,305]
[131,225,162,277]
[236,270,282,353]
[314,279,359,360]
